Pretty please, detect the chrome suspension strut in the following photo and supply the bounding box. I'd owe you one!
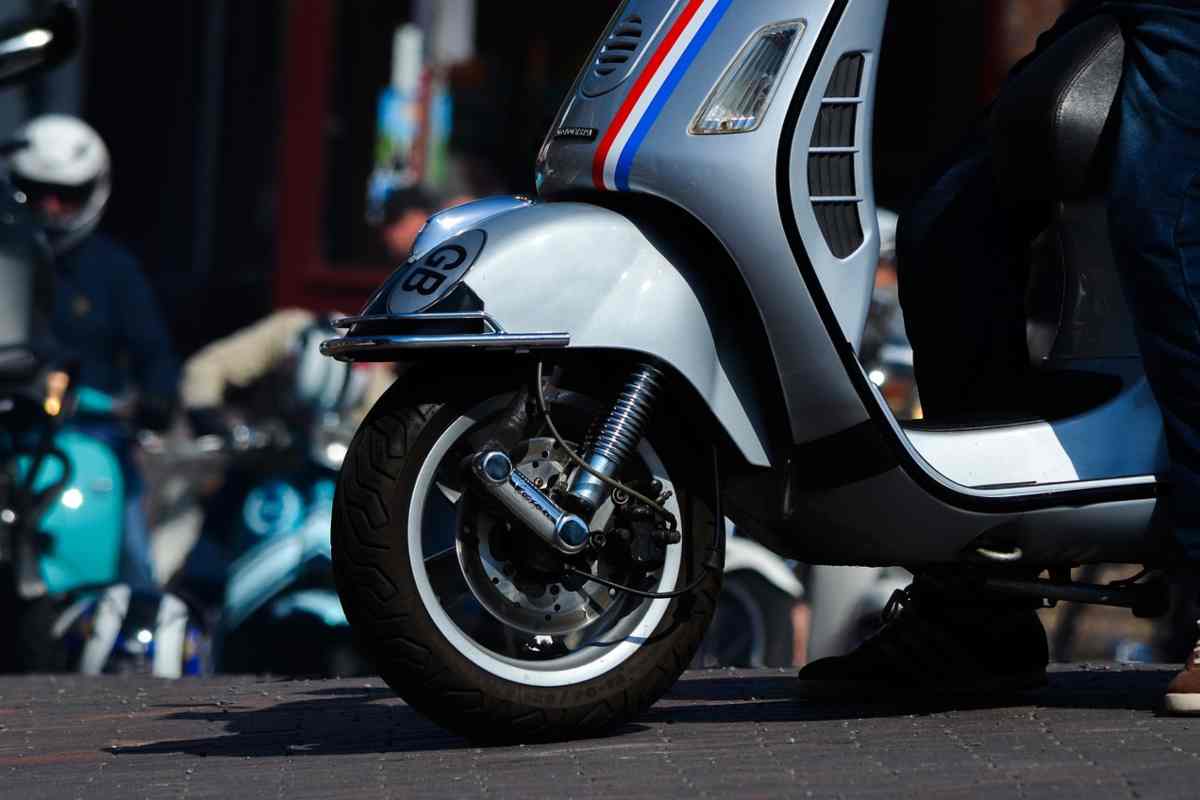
[567,363,664,511]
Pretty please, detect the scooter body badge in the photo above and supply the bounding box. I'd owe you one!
[554,126,599,142]
[388,229,487,314]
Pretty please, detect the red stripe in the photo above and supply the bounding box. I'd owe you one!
[592,0,706,190]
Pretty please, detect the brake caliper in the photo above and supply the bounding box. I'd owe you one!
[606,482,680,569]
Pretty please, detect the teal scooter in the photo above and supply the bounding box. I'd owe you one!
[0,1,90,603]
[0,371,128,668]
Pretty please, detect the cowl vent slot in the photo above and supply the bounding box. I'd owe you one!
[581,16,646,96]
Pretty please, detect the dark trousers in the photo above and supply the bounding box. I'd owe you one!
[896,5,1200,558]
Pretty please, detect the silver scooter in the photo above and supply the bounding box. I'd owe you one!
[323,0,1166,741]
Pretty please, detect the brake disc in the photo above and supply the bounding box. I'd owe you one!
[456,438,619,636]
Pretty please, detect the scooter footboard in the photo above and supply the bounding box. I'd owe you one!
[323,199,773,468]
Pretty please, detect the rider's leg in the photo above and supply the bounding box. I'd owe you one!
[806,35,1055,701]
[1102,7,1200,713]
[1107,11,1200,564]
[895,126,1043,419]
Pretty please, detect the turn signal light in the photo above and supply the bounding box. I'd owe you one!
[691,20,806,135]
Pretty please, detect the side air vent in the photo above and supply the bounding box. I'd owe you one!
[809,53,866,258]
[825,53,865,99]
[808,154,856,197]
[581,16,645,97]
[810,104,856,148]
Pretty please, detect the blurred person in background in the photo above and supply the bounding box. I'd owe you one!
[5,114,179,591]
[181,309,393,441]
[799,1,1200,712]
[379,186,435,263]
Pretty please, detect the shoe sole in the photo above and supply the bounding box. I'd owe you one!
[1164,693,1200,715]
[795,670,1048,702]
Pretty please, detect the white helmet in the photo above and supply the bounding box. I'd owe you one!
[7,114,111,253]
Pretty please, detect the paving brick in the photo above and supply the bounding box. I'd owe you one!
[0,666,1196,798]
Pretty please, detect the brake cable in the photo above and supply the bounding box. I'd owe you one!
[563,563,717,599]
[534,362,722,599]
[534,361,672,522]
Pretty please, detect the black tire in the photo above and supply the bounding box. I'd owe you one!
[332,366,722,742]
[696,569,796,668]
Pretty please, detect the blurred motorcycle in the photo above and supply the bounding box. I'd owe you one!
[694,523,803,668]
[160,414,370,677]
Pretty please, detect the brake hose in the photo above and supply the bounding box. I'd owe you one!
[535,362,722,599]
[564,563,717,599]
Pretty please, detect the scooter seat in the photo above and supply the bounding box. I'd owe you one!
[989,15,1140,371]
[990,14,1125,203]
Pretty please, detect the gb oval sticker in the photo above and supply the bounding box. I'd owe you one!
[388,229,487,314]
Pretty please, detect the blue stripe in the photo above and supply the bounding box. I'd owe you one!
[613,0,733,192]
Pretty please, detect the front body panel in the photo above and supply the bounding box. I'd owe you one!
[539,0,886,445]
[455,203,773,466]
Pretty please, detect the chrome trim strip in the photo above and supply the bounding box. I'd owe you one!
[321,331,570,358]
[324,310,567,358]
[333,311,495,329]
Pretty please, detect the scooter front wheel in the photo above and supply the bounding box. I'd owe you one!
[331,366,722,742]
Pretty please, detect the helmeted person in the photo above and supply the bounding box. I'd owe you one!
[6,114,180,589]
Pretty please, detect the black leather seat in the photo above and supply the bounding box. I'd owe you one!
[988,15,1141,369]
[991,15,1125,201]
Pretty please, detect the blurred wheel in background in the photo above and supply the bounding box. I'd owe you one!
[695,569,796,668]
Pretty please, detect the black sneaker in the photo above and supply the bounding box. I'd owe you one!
[796,581,1049,699]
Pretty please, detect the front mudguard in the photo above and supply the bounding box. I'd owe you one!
[326,200,773,467]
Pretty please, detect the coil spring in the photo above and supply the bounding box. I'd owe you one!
[583,364,663,467]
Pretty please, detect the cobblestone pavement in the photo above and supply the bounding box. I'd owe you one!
[1,665,1198,799]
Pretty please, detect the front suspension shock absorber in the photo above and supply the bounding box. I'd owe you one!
[567,363,664,511]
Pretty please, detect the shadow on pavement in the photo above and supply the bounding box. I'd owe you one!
[114,685,646,757]
[115,687,469,757]
[110,667,1175,757]
[653,666,1175,724]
